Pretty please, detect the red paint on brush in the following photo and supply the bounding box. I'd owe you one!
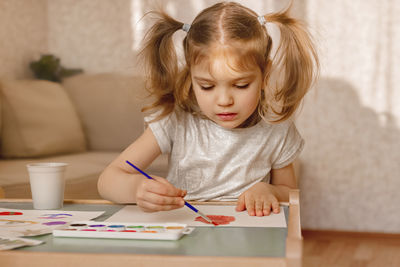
[195,215,235,226]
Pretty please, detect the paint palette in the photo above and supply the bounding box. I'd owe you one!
[53,221,194,240]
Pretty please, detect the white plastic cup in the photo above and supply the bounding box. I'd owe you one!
[26,163,68,210]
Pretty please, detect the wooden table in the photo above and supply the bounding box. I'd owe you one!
[0,190,302,267]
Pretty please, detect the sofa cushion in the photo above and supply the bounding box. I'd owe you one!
[0,79,87,158]
[0,152,168,188]
[63,73,148,151]
[0,151,119,187]
[0,151,119,199]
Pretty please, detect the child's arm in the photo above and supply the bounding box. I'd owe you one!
[97,127,186,211]
[235,163,297,216]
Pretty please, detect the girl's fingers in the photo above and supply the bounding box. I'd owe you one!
[271,200,280,214]
[138,199,183,212]
[263,201,272,216]
[137,190,185,212]
[135,177,186,213]
[235,194,246,211]
[144,178,185,197]
[138,191,185,207]
[153,176,172,185]
[255,199,264,217]
[245,196,256,216]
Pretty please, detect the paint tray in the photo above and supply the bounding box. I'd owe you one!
[53,221,194,240]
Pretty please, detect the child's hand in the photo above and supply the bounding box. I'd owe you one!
[136,176,187,212]
[235,182,280,216]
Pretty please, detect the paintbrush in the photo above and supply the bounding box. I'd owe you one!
[125,160,216,225]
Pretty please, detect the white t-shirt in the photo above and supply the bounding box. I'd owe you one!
[145,110,303,201]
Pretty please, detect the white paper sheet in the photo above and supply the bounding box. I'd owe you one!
[0,208,105,237]
[106,205,286,227]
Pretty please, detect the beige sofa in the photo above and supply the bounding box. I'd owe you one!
[0,73,168,199]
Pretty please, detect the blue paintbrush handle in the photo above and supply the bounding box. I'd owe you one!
[126,160,154,180]
[184,202,198,212]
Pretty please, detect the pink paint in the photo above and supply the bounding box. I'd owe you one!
[195,215,235,226]
[42,221,67,226]
[39,214,72,219]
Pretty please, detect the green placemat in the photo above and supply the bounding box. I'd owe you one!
[0,202,288,257]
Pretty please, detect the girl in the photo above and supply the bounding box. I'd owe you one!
[98,2,318,217]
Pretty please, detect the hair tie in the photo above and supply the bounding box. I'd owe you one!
[182,23,191,33]
[257,15,267,26]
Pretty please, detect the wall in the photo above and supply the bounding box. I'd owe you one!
[297,1,400,233]
[47,0,137,74]
[0,0,48,79]
[45,0,286,75]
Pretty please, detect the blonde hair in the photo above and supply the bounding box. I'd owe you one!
[141,1,319,123]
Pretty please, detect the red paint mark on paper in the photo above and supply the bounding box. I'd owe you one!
[195,215,235,226]
[0,212,23,216]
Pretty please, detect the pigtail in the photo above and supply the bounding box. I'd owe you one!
[263,7,319,122]
[140,11,184,120]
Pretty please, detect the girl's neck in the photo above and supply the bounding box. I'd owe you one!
[237,110,261,128]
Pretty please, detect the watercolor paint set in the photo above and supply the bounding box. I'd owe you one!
[53,221,194,240]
